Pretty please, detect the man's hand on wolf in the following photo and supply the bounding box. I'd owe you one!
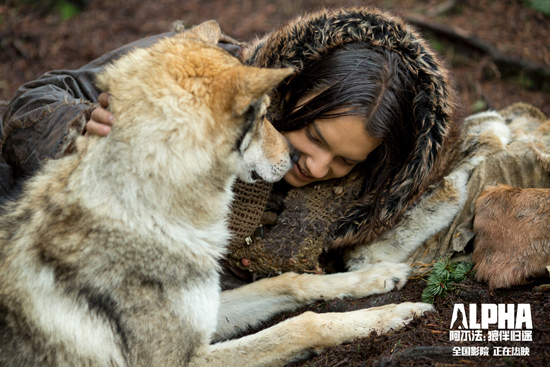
[86,92,113,137]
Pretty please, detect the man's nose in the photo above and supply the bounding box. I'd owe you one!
[307,154,331,178]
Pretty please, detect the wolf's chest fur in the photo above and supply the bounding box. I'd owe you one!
[0,137,228,363]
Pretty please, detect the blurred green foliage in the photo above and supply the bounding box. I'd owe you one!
[524,0,550,15]
[8,0,87,20]
[57,1,81,20]
[472,100,487,112]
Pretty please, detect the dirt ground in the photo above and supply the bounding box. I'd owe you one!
[1,0,550,366]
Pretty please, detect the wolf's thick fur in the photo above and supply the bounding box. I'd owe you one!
[0,21,433,367]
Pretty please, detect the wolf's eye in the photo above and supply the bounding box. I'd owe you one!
[235,101,260,151]
[235,119,255,152]
[236,129,252,152]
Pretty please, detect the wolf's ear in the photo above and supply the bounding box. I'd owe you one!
[231,66,295,116]
[186,20,222,45]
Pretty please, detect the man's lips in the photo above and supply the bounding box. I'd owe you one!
[294,163,314,181]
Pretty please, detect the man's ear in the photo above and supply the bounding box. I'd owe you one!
[230,66,295,116]
[185,20,222,45]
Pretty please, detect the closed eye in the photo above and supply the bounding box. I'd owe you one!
[342,158,357,166]
[235,103,261,151]
[236,128,251,152]
[306,126,321,144]
[308,124,365,166]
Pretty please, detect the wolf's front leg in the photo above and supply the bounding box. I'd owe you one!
[214,261,410,341]
[194,302,434,367]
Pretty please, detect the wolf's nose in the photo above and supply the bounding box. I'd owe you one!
[251,171,261,181]
[290,146,301,164]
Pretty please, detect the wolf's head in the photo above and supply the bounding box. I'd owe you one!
[94,21,296,189]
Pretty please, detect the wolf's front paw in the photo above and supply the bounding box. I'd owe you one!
[340,301,434,341]
[348,261,411,298]
[376,302,435,333]
[393,301,435,320]
[373,261,411,290]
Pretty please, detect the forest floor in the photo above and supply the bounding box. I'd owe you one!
[1,0,549,365]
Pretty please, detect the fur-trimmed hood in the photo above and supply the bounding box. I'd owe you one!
[241,7,460,249]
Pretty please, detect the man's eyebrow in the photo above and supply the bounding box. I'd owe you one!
[312,122,365,163]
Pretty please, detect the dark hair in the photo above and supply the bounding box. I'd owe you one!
[270,43,417,231]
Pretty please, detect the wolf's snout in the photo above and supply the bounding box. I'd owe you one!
[289,144,301,164]
[250,171,261,181]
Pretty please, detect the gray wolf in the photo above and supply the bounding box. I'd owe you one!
[0,21,432,367]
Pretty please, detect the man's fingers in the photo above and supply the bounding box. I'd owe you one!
[85,119,112,137]
[90,106,113,126]
[86,102,113,137]
[98,92,111,108]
